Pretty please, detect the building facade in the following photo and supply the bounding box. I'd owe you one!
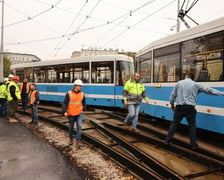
[4,52,41,64]
[71,49,118,57]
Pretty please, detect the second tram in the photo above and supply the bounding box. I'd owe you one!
[11,54,134,108]
[136,17,224,134]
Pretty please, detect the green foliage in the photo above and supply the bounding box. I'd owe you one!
[3,55,11,77]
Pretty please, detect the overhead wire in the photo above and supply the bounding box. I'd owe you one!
[56,0,159,55]
[6,0,175,47]
[5,0,179,58]
[185,0,190,12]
[95,0,157,44]
[6,35,65,45]
[102,0,176,47]
[53,0,102,56]
[179,0,199,27]
[32,0,50,6]
[4,0,63,28]
[187,0,198,13]
[54,2,174,35]
[51,0,89,57]
[4,1,62,35]
[71,0,101,36]
[4,0,63,34]
[6,0,174,48]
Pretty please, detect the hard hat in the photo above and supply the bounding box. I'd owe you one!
[74,79,83,86]
[8,74,14,78]
[4,77,9,81]
[12,76,20,81]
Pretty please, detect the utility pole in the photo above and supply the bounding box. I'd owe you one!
[0,0,4,81]
[176,0,180,32]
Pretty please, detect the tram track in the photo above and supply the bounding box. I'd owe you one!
[102,110,224,162]
[18,105,224,179]
[18,109,164,179]
[86,116,185,180]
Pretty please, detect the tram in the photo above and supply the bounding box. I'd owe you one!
[11,54,134,107]
[136,17,224,134]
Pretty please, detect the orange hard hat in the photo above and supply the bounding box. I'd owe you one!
[12,76,20,81]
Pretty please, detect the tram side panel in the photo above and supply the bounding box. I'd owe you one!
[85,85,115,107]
[196,91,224,134]
[140,85,224,135]
[37,84,71,102]
[38,83,118,107]
[115,85,125,107]
[140,86,174,121]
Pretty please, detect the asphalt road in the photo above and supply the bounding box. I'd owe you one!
[0,117,88,180]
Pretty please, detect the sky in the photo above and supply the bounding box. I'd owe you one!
[1,0,224,60]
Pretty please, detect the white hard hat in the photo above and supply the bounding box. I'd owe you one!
[4,77,9,81]
[8,74,14,78]
[74,79,83,86]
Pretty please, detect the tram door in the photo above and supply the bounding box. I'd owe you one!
[115,61,133,107]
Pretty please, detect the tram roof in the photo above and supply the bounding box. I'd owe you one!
[11,54,133,69]
[137,16,224,56]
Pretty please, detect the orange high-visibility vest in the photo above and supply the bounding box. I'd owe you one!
[20,82,30,94]
[28,90,37,105]
[67,91,84,116]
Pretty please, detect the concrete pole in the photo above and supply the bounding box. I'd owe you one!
[176,0,180,32]
[0,0,4,81]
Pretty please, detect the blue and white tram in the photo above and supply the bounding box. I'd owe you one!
[11,54,134,108]
[136,17,224,134]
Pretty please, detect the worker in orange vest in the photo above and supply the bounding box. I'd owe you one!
[62,79,86,148]
[20,78,30,111]
[28,84,40,125]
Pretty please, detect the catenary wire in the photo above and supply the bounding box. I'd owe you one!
[3,1,62,35]
[50,0,89,57]
[6,0,174,47]
[95,0,157,44]
[102,0,176,47]
[4,0,63,28]
[53,0,102,56]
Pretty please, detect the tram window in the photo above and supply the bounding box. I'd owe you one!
[182,32,224,81]
[153,44,180,82]
[59,72,69,82]
[47,67,57,83]
[116,61,134,85]
[91,61,113,83]
[24,67,33,82]
[70,69,73,83]
[15,68,25,81]
[34,67,46,83]
[57,65,72,83]
[73,63,89,83]
[138,52,151,83]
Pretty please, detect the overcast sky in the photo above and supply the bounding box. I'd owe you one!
[1,0,224,60]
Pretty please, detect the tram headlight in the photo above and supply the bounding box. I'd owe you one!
[154,84,161,88]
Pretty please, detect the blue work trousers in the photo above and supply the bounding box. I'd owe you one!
[31,104,38,122]
[124,104,140,129]
[165,105,197,146]
[0,99,7,116]
[68,114,83,142]
[21,94,28,111]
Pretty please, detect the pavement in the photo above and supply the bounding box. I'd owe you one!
[0,117,88,180]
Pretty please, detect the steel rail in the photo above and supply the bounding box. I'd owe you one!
[102,110,224,163]
[86,116,186,180]
[19,111,164,180]
[33,106,224,164]
[22,107,224,178]
[102,122,224,177]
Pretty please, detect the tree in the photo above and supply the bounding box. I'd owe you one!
[3,55,11,77]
